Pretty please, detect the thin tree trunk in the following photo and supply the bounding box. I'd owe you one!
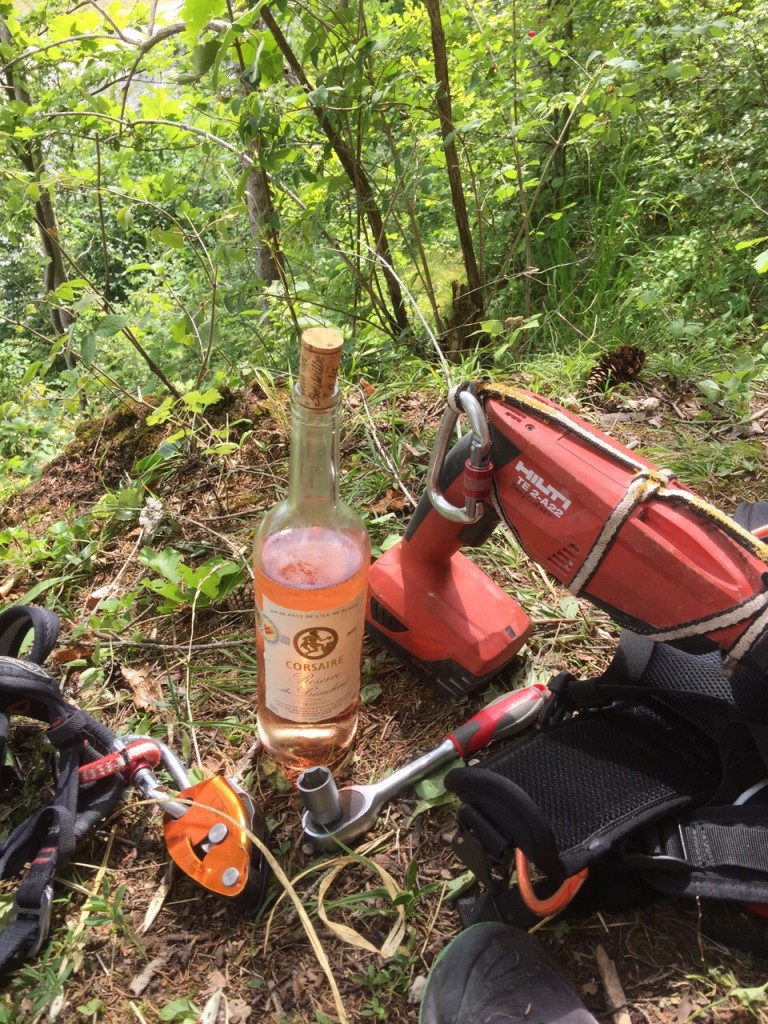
[243,162,282,282]
[424,0,484,332]
[259,4,410,337]
[0,20,74,356]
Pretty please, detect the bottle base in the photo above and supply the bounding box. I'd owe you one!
[257,710,359,773]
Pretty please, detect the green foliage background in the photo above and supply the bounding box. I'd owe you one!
[2,4,768,1019]
[0,0,767,487]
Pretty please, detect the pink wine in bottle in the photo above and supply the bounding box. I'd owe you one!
[253,330,370,770]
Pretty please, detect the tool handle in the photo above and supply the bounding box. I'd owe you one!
[446,683,548,757]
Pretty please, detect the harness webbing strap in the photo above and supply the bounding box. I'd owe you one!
[0,606,60,664]
[0,606,128,972]
[649,817,768,874]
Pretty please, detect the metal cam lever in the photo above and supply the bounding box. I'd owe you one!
[122,736,271,911]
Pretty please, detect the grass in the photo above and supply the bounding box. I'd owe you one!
[3,324,768,1022]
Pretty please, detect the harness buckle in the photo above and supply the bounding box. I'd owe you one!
[11,884,53,956]
[621,819,691,872]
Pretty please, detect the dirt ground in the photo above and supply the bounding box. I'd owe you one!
[3,374,768,1023]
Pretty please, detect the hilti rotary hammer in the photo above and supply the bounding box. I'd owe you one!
[366,382,768,698]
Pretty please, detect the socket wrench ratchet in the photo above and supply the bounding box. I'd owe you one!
[298,683,548,851]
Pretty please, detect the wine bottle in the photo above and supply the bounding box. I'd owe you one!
[253,328,371,771]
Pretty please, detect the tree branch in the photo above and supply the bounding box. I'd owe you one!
[424,0,484,318]
[258,3,410,337]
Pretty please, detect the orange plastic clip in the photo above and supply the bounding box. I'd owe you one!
[515,849,589,917]
[163,777,254,898]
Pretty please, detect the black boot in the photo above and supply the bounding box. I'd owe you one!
[420,923,598,1024]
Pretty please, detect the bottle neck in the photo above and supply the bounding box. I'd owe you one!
[286,386,340,507]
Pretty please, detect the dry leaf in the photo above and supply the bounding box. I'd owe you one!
[202,969,228,997]
[199,990,223,1024]
[139,863,175,933]
[371,489,406,514]
[676,990,693,1023]
[0,573,26,600]
[226,999,252,1024]
[317,856,406,959]
[121,663,162,709]
[202,753,228,775]
[626,397,660,412]
[86,583,116,610]
[49,644,94,664]
[128,952,172,996]
[408,976,428,1005]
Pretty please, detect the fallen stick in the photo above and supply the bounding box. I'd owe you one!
[595,944,633,1024]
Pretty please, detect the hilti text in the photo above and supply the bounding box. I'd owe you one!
[514,460,572,518]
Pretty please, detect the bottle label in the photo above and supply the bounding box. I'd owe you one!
[258,591,365,723]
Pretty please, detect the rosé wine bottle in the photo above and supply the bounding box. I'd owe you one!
[253,329,370,771]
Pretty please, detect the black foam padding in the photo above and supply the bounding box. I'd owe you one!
[449,638,768,874]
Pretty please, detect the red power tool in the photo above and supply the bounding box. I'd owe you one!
[366,382,768,697]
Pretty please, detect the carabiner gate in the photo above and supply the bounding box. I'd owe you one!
[427,388,492,524]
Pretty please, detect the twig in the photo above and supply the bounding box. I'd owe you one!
[487,73,597,308]
[709,401,768,438]
[420,882,447,958]
[356,240,453,391]
[351,379,418,508]
[595,944,633,1024]
[92,635,248,650]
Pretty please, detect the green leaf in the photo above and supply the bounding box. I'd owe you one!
[162,170,177,197]
[307,85,328,106]
[252,33,284,86]
[116,206,134,231]
[182,0,224,39]
[191,38,221,77]
[697,379,722,402]
[158,997,200,1022]
[139,546,184,584]
[77,998,105,1015]
[441,868,476,901]
[93,314,128,338]
[181,388,222,413]
[150,228,186,251]
[20,360,42,386]
[635,289,659,309]
[15,577,68,604]
[579,112,597,128]
[480,319,504,337]
[360,682,382,705]
[735,236,768,251]
[730,983,768,1009]
[753,250,768,275]
[81,331,96,367]
[146,397,175,427]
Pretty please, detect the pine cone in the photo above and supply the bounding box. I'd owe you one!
[584,345,646,393]
[221,583,254,614]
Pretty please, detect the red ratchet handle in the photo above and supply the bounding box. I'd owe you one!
[446,683,549,758]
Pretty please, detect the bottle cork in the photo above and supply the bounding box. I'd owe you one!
[298,327,344,409]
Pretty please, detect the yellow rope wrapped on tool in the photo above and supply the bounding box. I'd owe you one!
[472,382,768,671]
